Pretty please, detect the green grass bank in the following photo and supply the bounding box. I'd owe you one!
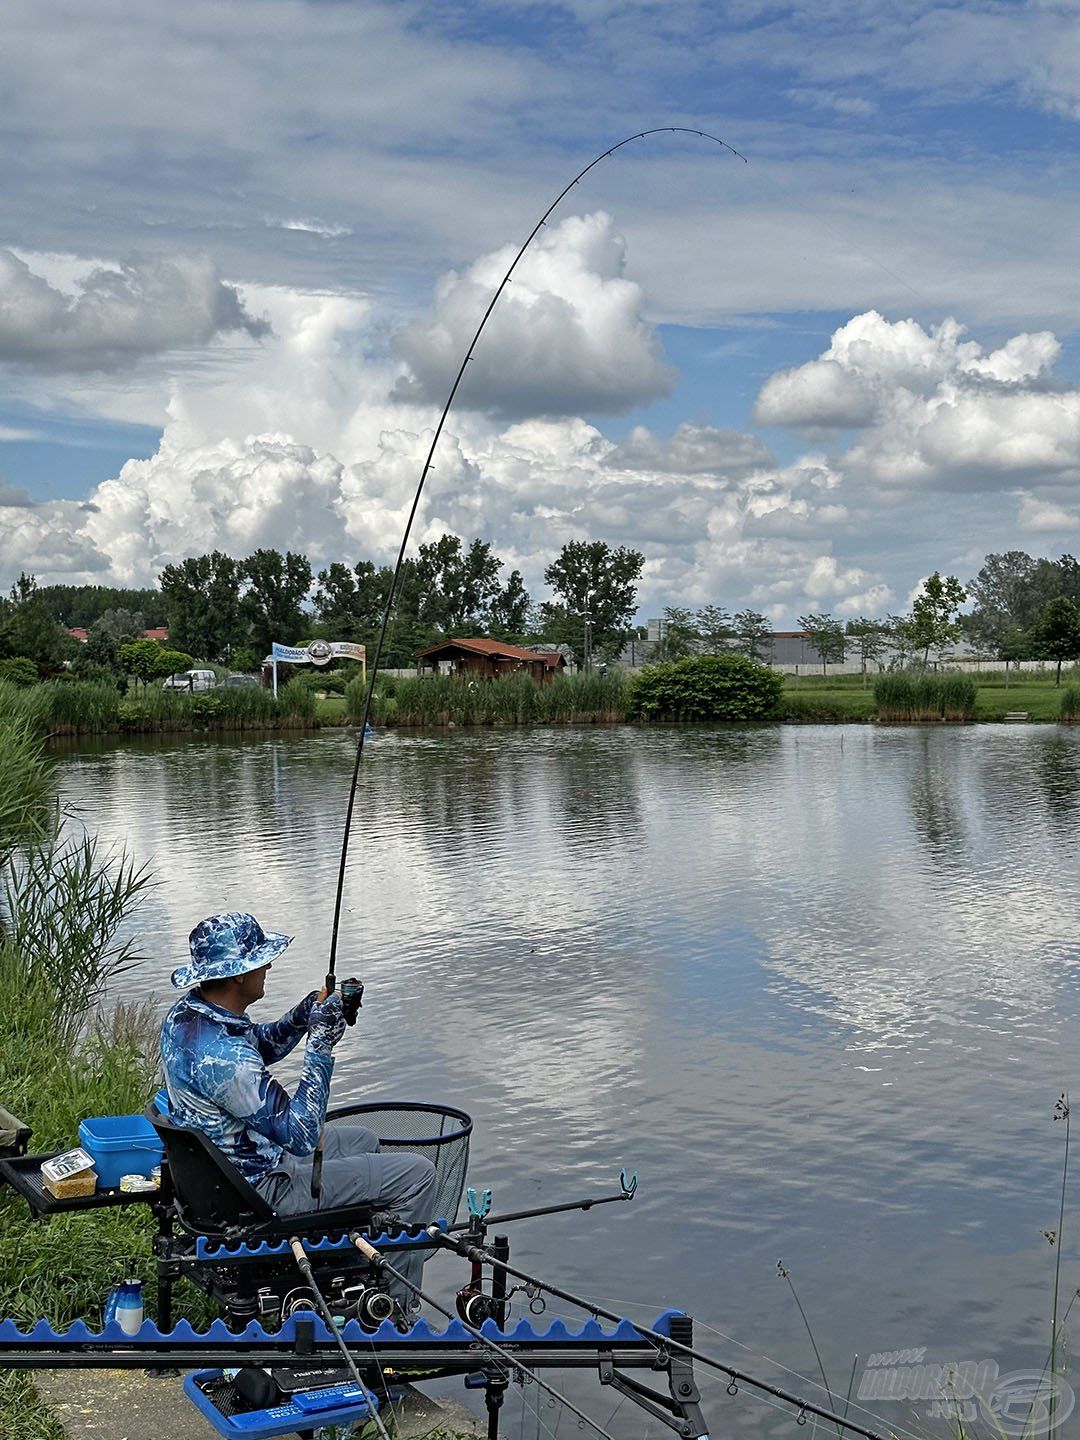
[2,666,1080,738]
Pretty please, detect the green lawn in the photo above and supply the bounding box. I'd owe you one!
[781,670,1080,723]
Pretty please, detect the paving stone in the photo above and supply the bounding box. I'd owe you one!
[35,1369,482,1438]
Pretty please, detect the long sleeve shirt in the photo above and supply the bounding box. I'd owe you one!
[160,988,330,1183]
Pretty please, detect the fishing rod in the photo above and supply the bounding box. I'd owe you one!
[323,125,747,997]
[430,1229,893,1440]
[287,1236,392,1440]
[349,1232,617,1440]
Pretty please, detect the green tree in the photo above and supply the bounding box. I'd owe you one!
[845,617,890,685]
[965,551,1038,653]
[93,607,144,642]
[1031,598,1080,686]
[312,559,424,666]
[0,574,74,668]
[696,605,734,653]
[240,549,313,659]
[908,572,967,664]
[119,638,165,689]
[542,540,645,664]
[71,624,121,680]
[798,613,846,676]
[159,552,247,661]
[415,535,502,633]
[731,609,772,662]
[33,584,166,628]
[655,607,699,661]
[488,569,530,638]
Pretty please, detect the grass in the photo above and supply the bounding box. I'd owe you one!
[781,668,1080,723]
[0,716,161,1437]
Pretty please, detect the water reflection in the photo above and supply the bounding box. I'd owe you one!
[51,725,1080,1438]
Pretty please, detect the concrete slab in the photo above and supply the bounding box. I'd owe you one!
[35,1369,482,1438]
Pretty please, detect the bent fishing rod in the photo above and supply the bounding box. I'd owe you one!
[323,125,747,997]
[349,1233,616,1440]
[430,1228,892,1440]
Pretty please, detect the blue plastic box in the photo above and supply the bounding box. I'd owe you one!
[77,1114,164,1190]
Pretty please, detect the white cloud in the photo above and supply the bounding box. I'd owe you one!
[1017,493,1080,534]
[604,422,774,477]
[756,310,1080,493]
[391,212,673,419]
[0,250,268,371]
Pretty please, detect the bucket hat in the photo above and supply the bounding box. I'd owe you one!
[171,911,293,989]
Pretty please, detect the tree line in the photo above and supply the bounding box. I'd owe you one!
[1,538,648,673]
[7,543,1080,683]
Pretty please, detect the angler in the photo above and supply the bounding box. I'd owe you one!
[160,909,438,1310]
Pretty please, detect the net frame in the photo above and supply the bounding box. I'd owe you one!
[324,1102,472,1222]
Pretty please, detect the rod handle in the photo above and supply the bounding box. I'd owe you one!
[351,1232,379,1262]
[289,1236,306,1265]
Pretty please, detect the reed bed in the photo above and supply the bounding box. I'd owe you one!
[348,672,631,727]
[873,672,977,722]
[0,678,318,734]
[1061,686,1080,722]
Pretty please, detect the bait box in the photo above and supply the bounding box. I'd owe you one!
[78,1115,164,1190]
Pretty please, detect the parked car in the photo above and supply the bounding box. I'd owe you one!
[161,669,216,693]
[222,674,259,689]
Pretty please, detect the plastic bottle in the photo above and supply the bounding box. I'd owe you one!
[105,1280,144,1336]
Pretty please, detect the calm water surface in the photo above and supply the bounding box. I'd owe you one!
[54,725,1080,1436]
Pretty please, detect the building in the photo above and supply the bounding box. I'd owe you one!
[415,637,567,685]
[64,626,169,644]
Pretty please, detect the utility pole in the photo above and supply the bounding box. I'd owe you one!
[583,589,592,674]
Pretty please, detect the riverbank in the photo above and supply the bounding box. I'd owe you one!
[3,668,1079,737]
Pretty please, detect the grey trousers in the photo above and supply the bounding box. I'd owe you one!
[256,1125,439,1304]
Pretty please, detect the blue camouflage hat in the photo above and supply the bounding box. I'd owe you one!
[171,911,293,989]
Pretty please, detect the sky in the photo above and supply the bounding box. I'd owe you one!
[2,0,1080,625]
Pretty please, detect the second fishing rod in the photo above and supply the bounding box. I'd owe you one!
[429,1227,893,1440]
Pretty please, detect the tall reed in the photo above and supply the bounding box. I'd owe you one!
[349,672,630,727]
[1060,686,1080,722]
[874,672,976,722]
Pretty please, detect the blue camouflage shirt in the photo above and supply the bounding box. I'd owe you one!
[160,989,331,1183]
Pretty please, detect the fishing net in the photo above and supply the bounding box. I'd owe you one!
[324,1102,472,1223]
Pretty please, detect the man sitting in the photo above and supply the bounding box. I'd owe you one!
[160,911,438,1309]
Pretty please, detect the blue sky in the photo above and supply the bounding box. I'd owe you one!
[2,0,1079,622]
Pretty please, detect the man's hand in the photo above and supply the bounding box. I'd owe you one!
[308,990,346,1054]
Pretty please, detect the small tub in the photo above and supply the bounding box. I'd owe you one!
[78,1114,164,1191]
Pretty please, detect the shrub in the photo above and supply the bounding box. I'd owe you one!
[630,654,783,722]
[0,657,38,687]
[1061,686,1080,722]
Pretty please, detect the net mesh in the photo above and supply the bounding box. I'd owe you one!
[324,1103,472,1223]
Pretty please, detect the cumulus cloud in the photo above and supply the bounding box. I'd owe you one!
[0,250,269,370]
[756,310,1080,493]
[604,422,774,478]
[391,212,673,420]
[1017,494,1080,534]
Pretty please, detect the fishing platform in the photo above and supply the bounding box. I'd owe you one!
[0,1098,888,1439]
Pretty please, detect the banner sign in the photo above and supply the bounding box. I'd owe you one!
[271,640,366,668]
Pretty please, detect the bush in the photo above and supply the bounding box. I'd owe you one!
[1061,686,1080,722]
[630,654,783,722]
[0,656,38,687]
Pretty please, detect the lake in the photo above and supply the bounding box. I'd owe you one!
[54,723,1080,1437]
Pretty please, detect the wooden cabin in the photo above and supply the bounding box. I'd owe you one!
[415,637,567,685]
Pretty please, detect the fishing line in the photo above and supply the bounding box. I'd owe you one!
[560,1292,927,1440]
[350,1232,617,1440]
[325,125,746,991]
[432,1230,896,1440]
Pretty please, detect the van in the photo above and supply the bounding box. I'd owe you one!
[161,669,216,693]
